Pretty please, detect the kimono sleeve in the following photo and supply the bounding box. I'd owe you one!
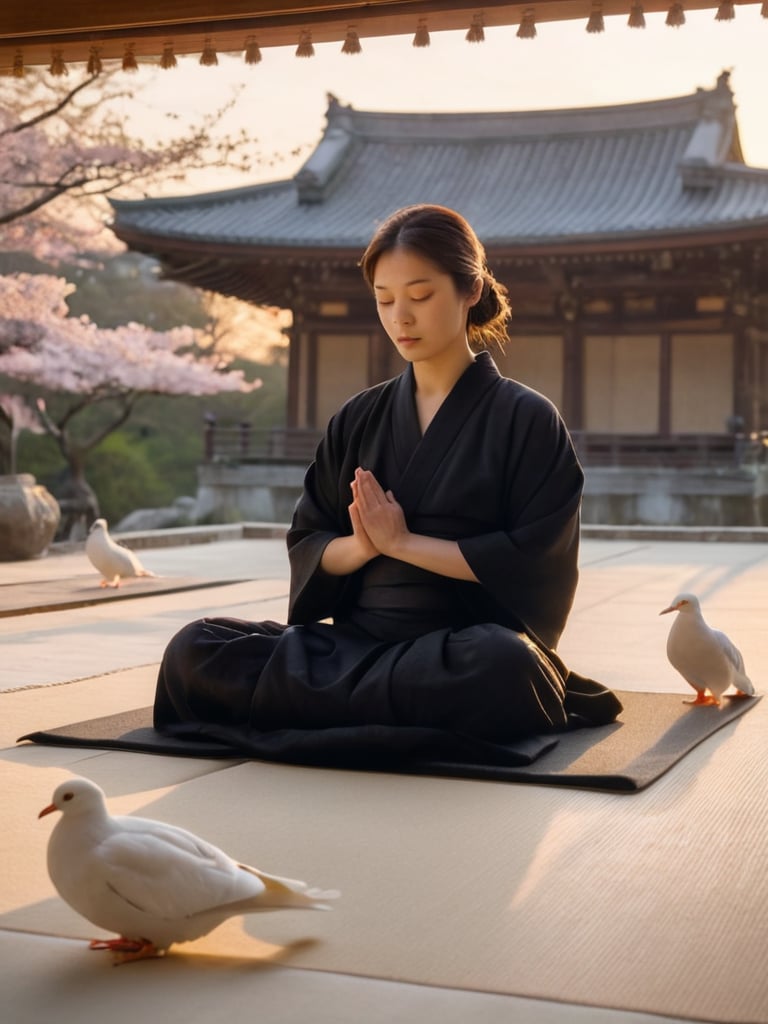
[286,406,353,624]
[458,390,584,650]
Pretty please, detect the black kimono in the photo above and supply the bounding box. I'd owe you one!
[154,352,621,768]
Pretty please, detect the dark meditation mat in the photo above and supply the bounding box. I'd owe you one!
[17,690,759,792]
[0,577,247,618]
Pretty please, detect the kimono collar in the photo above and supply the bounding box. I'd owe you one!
[390,351,502,512]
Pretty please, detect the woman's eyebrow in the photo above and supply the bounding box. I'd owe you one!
[374,277,433,290]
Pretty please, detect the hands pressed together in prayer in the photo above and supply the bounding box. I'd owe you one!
[320,467,479,583]
[349,467,408,562]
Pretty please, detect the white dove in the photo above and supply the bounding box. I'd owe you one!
[39,777,338,963]
[85,518,156,588]
[660,592,755,706]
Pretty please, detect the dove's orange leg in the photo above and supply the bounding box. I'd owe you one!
[683,690,718,706]
[98,577,121,588]
[89,937,162,963]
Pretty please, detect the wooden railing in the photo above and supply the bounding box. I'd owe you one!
[203,422,767,470]
[570,432,766,469]
[203,423,322,464]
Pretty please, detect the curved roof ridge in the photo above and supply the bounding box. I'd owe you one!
[324,75,736,142]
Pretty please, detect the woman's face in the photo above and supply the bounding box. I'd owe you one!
[372,247,479,366]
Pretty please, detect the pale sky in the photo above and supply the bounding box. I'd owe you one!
[125,8,767,194]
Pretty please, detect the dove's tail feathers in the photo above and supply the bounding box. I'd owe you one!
[734,672,755,696]
[239,866,339,910]
[305,887,341,902]
[137,568,158,578]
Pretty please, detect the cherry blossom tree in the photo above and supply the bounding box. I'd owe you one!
[0,273,261,534]
[0,66,254,262]
[0,67,269,531]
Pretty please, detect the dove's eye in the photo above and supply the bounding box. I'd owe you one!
[62,793,74,802]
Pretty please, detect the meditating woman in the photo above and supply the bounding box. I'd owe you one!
[154,204,621,764]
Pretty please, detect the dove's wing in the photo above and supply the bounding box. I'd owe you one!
[105,537,145,574]
[95,821,264,920]
[712,628,755,692]
[712,628,745,673]
[86,535,142,578]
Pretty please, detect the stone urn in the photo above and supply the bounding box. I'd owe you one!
[0,474,61,561]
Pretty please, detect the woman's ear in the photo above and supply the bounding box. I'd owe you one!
[468,276,484,307]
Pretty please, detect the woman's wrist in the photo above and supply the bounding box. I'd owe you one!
[387,532,478,582]
[320,533,376,576]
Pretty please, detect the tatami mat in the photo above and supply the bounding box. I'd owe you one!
[2,536,766,1024]
[6,692,767,1023]
[0,932,705,1024]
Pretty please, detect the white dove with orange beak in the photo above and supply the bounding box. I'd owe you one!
[660,592,755,706]
[39,777,338,963]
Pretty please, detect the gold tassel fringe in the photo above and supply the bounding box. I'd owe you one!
[413,20,431,47]
[666,2,685,25]
[466,15,485,42]
[517,10,538,38]
[628,3,646,27]
[12,51,24,77]
[296,31,315,57]
[586,4,605,32]
[87,46,102,75]
[160,43,177,69]
[200,38,218,65]
[715,0,734,18]
[342,28,362,54]
[245,37,262,63]
[49,50,68,76]
[122,44,138,72]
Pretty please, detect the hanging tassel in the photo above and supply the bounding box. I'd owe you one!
[244,37,262,63]
[87,46,102,75]
[160,43,177,69]
[586,3,605,32]
[466,15,485,42]
[49,50,68,76]
[200,38,218,66]
[517,10,538,38]
[666,2,685,25]
[122,44,138,72]
[628,3,646,27]
[12,51,24,78]
[413,20,430,47]
[342,27,362,53]
[715,0,734,18]
[295,31,315,57]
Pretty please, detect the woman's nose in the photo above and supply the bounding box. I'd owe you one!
[393,301,413,325]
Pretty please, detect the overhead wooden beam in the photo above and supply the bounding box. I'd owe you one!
[1,0,756,72]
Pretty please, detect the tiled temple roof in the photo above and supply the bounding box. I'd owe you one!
[111,72,768,254]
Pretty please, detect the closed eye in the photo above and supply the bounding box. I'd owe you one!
[376,294,432,306]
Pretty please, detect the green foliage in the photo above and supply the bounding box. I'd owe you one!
[15,360,287,520]
[15,429,63,484]
[6,248,287,519]
[88,433,175,523]
[64,252,210,331]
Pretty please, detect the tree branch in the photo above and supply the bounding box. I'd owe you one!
[0,73,103,138]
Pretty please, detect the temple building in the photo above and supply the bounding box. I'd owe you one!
[110,72,768,523]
